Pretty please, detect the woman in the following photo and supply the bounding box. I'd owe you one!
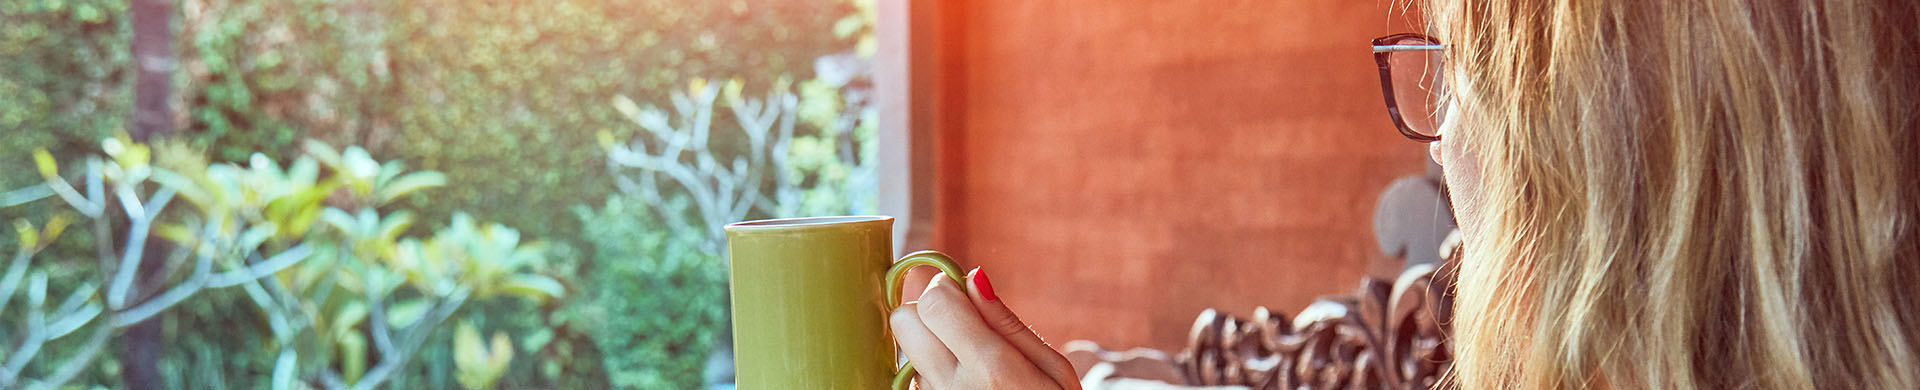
[890,0,1920,388]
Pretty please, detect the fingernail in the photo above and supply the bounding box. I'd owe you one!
[968,267,997,301]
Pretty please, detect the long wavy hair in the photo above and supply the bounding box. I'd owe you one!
[1425,0,1920,388]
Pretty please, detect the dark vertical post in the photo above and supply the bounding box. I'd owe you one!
[129,0,175,141]
[123,0,175,387]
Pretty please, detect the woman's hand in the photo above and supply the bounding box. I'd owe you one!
[890,268,1082,390]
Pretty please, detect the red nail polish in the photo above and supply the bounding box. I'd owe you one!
[969,267,998,301]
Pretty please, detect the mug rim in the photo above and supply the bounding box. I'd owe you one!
[723,215,893,231]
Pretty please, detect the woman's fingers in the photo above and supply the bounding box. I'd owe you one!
[964,268,1082,388]
[893,267,1073,390]
[915,274,1023,364]
[889,302,958,381]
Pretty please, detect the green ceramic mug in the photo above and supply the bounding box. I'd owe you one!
[724,216,966,390]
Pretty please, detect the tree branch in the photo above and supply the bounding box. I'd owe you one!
[21,323,111,390]
[106,187,173,310]
[607,86,805,253]
[350,288,470,390]
[0,246,30,316]
[0,184,54,208]
[207,244,313,288]
[366,297,398,359]
[0,274,50,386]
[42,176,97,217]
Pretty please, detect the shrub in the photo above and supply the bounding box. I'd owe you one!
[569,195,728,388]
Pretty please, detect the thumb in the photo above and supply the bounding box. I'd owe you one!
[965,267,1082,389]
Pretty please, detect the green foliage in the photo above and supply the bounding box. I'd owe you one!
[140,138,570,389]
[10,0,879,386]
[568,195,729,388]
[451,321,513,389]
[0,0,127,138]
[0,0,129,236]
[587,71,879,390]
[786,77,880,217]
[6,0,867,242]
[177,0,345,162]
[162,0,867,242]
[0,135,332,389]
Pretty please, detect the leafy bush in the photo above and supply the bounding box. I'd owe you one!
[0,0,128,235]
[168,0,867,241]
[569,195,727,388]
[8,0,880,386]
[6,0,867,239]
[1,137,573,389]
[577,71,880,387]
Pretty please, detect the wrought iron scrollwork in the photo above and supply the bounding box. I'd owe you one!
[1175,262,1454,390]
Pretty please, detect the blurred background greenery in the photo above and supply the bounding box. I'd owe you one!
[1,0,878,387]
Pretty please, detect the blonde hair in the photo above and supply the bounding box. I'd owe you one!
[1426,0,1920,388]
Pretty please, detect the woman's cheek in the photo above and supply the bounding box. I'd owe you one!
[1435,104,1484,241]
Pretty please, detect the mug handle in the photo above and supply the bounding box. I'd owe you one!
[883,250,969,390]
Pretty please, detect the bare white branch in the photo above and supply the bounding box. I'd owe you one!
[207,244,313,288]
[106,187,174,310]
[0,184,54,208]
[0,274,50,386]
[0,247,29,316]
[350,288,470,390]
[42,177,96,218]
[22,323,110,390]
[606,83,811,253]
[44,303,99,339]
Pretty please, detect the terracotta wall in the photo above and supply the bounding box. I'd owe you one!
[916,1,1433,352]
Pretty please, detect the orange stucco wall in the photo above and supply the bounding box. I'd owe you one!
[922,1,1432,352]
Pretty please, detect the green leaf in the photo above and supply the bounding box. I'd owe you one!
[375,210,416,242]
[150,169,216,212]
[33,148,57,179]
[355,208,379,238]
[263,185,329,238]
[154,223,199,246]
[521,328,554,353]
[343,146,378,180]
[338,332,367,384]
[40,214,69,247]
[248,153,282,180]
[303,139,343,171]
[114,142,152,174]
[497,274,565,301]
[454,321,483,365]
[454,321,513,390]
[332,301,368,339]
[363,267,402,299]
[374,171,446,205]
[321,208,359,235]
[375,161,405,190]
[385,298,429,329]
[288,157,320,186]
[14,219,37,250]
[286,205,323,239]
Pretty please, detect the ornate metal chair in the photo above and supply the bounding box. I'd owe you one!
[1069,164,1458,390]
[1068,259,1453,390]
